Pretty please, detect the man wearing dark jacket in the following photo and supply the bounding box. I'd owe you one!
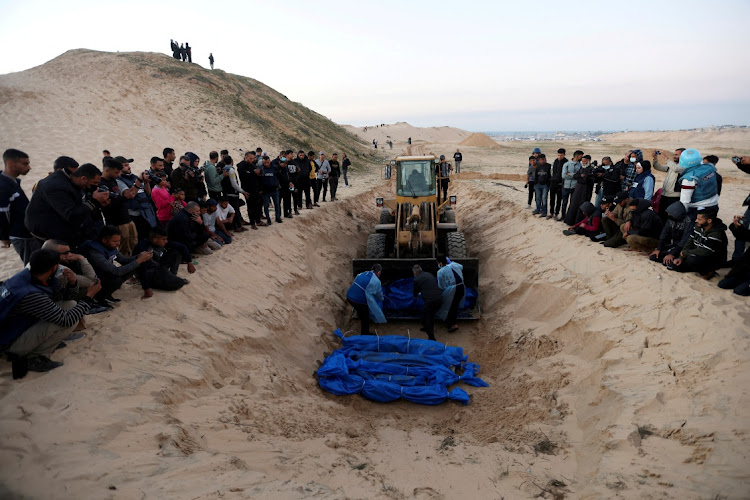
[341,153,352,187]
[99,158,138,256]
[548,149,567,220]
[237,151,264,228]
[25,163,110,248]
[649,202,693,265]
[667,208,728,278]
[412,265,443,341]
[1,149,40,264]
[533,154,552,217]
[259,156,282,224]
[133,227,191,299]
[294,151,313,209]
[719,214,750,295]
[80,225,152,304]
[170,154,204,202]
[167,201,211,254]
[624,199,663,252]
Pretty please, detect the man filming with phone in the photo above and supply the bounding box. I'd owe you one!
[652,148,686,223]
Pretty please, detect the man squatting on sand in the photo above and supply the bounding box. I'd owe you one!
[1,146,360,378]
[525,145,750,295]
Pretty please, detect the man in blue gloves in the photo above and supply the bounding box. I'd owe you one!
[346,264,386,335]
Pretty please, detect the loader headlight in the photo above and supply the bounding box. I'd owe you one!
[450,195,457,206]
[376,197,383,207]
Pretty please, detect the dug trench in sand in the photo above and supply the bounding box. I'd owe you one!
[0,177,748,498]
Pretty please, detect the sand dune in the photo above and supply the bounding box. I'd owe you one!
[342,121,472,146]
[459,132,500,148]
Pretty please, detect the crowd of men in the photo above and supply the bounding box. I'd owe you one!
[0,147,353,378]
[524,146,750,296]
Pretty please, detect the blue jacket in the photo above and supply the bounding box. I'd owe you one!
[346,271,386,323]
[0,269,52,345]
[436,262,464,320]
[0,174,32,240]
[629,171,655,200]
[680,163,718,204]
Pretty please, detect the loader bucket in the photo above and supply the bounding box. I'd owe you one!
[351,258,481,320]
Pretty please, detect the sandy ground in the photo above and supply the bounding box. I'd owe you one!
[1,52,750,498]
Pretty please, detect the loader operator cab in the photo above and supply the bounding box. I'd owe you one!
[400,161,435,198]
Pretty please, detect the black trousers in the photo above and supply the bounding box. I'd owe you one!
[227,195,244,229]
[318,178,329,201]
[549,184,562,215]
[670,255,721,275]
[297,180,312,207]
[96,274,128,301]
[329,177,339,200]
[313,178,322,203]
[446,285,465,327]
[422,298,442,341]
[247,193,263,225]
[281,188,293,217]
[208,190,222,201]
[348,298,371,335]
[527,181,535,205]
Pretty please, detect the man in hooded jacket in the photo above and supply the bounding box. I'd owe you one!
[624,199,663,252]
[667,208,727,277]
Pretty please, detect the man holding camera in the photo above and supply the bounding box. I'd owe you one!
[99,158,139,256]
[26,162,111,249]
[653,148,686,223]
[170,154,205,202]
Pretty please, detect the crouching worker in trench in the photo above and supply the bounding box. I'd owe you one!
[412,264,443,341]
[346,263,386,335]
[0,249,102,378]
[435,256,465,334]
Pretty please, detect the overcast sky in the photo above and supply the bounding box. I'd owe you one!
[1,0,748,131]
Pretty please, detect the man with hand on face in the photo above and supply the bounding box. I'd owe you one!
[1,149,40,264]
[167,201,215,255]
[0,249,103,378]
[25,162,111,249]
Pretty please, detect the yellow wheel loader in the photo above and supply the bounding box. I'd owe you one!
[352,155,480,320]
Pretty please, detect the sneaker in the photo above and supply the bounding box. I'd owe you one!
[314,203,320,207]
[27,355,64,373]
[105,295,121,303]
[276,218,283,223]
[545,214,553,219]
[294,210,300,215]
[251,225,258,230]
[562,229,575,236]
[63,332,86,342]
[526,205,532,210]
[532,210,540,215]
[86,305,111,315]
[266,220,272,226]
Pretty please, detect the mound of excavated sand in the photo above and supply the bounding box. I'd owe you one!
[459,132,500,148]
